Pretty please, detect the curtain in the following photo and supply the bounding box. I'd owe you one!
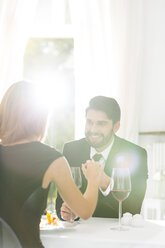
[111,0,144,143]
[70,0,144,143]
[0,0,38,99]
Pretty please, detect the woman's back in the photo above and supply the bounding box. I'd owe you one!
[0,81,102,248]
[0,141,62,247]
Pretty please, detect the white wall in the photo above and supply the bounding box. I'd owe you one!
[139,0,165,133]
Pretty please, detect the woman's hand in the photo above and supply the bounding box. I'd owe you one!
[82,160,103,185]
[82,160,112,191]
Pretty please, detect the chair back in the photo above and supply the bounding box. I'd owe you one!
[0,217,22,248]
[19,187,48,247]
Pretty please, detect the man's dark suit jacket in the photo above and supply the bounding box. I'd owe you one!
[56,135,148,218]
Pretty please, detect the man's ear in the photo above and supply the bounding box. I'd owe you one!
[113,121,120,133]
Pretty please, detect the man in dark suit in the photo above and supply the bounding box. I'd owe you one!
[56,96,148,220]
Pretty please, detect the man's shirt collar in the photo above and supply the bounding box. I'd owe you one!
[90,137,114,161]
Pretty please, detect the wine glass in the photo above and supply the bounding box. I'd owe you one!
[46,182,57,214]
[70,167,82,222]
[111,167,131,231]
[71,167,82,189]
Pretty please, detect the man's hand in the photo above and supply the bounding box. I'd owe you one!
[60,202,77,221]
[99,170,112,191]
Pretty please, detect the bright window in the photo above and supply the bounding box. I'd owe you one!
[23,0,74,152]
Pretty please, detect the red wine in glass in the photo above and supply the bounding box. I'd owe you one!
[111,168,131,231]
[111,190,130,202]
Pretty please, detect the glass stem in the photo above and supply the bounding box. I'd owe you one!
[70,212,73,223]
[118,201,122,230]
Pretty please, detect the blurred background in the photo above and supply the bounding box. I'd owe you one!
[0,0,165,220]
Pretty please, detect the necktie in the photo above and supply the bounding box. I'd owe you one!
[92,153,103,162]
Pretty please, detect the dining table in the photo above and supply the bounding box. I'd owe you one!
[40,217,165,248]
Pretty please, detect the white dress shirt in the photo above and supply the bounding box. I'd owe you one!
[90,138,114,196]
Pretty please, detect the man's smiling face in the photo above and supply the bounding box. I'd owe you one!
[85,109,116,151]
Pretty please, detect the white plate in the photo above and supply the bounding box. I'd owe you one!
[40,220,78,230]
[40,224,60,230]
[60,221,78,228]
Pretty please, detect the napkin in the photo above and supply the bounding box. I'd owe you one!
[132,214,144,227]
[121,212,132,225]
[121,212,144,227]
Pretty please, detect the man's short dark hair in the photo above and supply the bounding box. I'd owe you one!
[86,96,121,124]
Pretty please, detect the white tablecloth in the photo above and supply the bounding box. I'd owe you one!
[40,217,165,248]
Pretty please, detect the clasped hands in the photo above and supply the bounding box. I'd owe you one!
[60,160,111,221]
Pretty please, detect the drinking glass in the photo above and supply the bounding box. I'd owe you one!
[46,182,57,214]
[71,167,82,189]
[111,167,131,231]
[70,167,82,222]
